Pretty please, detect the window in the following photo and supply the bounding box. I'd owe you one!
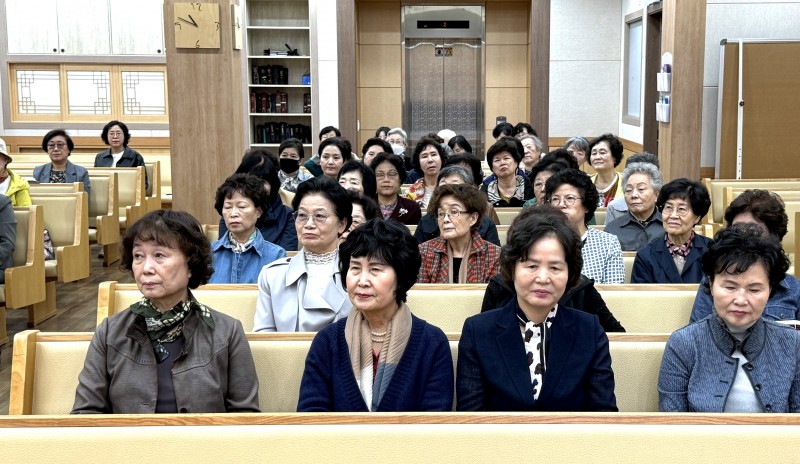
[8,63,168,123]
[622,12,643,126]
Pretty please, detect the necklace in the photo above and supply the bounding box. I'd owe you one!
[371,329,389,343]
[305,248,337,265]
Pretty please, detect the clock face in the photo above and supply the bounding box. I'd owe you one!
[174,2,221,49]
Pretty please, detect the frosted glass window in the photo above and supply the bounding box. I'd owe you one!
[67,71,112,115]
[624,19,643,121]
[16,70,61,114]
[122,71,166,115]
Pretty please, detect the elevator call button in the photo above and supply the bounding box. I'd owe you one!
[435,47,454,57]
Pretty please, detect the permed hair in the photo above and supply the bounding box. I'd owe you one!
[292,176,353,233]
[214,173,268,217]
[656,178,711,222]
[428,183,486,231]
[338,160,377,198]
[589,133,624,167]
[412,137,448,173]
[723,189,788,240]
[543,168,599,225]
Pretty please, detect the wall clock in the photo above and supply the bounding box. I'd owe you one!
[174,2,221,49]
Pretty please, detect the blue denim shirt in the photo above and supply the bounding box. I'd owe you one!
[690,274,800,323]
[209,230,286,284]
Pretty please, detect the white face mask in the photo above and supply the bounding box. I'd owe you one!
[391,144,405,156]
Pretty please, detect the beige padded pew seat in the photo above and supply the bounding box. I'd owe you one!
[703,178,800,225]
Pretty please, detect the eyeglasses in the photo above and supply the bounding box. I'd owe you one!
[662,204,691,217]
[47,142,67,150]
[293,211,331,225]
[375,171,399,179]
[436,209,469,220]
[548,195,581,207]
[533,182,547,191]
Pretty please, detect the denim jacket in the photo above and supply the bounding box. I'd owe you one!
[209,230,286,284]
[691,274,800,323]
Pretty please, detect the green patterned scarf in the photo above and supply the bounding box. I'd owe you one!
[130,291,215,341]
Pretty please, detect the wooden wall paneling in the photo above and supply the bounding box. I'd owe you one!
[337,0,358,142]
[643,2,662,155]
[164,0,244,224]
[530,0,549,144]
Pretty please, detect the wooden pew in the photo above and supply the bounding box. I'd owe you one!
[87,173,121,266]
[86,167,146,229]
[703,178,800,225]
[0,206,47,345]
[144,161,161,212]
[28,182,83,194]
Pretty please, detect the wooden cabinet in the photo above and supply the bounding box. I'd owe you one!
[5,0,60,54]
[110,0,165,55]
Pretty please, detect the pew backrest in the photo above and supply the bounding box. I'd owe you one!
[5,206,46,309]
[28,192,90,282]
[703,178,800,225]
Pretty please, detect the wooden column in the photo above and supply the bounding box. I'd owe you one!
[657,0,705,181]
[164,0,244,224]
[337,0,357,142]
[529,0,550,144]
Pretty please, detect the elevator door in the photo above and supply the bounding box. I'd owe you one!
[404,38,483,155]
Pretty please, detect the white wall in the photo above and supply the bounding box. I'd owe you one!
[310,0,339,131]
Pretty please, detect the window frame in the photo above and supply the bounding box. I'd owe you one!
[622,10,644,127]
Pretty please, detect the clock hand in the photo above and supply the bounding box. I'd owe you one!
[177,15,199,28]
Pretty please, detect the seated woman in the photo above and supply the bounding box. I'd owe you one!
[563,136,590,169]
[94,120,148,191]
[210,174,286,283]
[254,177,353,332]
[0,137,31,206]
[480,206,625,332]
[659,224,800,412]
[33,129,91,195]
[277,138,312,193]
[72,210,259,413]
[0,195,15,284]
[360,137,392,168]
[588,134,624,207]
[414,166,500,246]
[631,178,711,284]
[319,137,353,180]
[337,160,376,198]
[405,137,447,210]
[544,169,624,284]
[457,205,617,411]
[219,149,297,251]
[691,190,800,323]
[481,138,533,207]
[298,219,453,411]
[519,135,545,176]
[370,152,421,226]
[604,162,664,251]
[523,157,569,208]
[447,135,473,155]
[417,184,501,284]
[341,190,380,241]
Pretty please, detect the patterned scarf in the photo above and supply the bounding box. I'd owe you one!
[517,303,558,401]
[129,291,215,341]
[665,231,694,258]
[486,176,525,205]
[345,303,412,411]
[229,230,257,254]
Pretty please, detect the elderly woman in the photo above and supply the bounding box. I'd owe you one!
[604,152,660,225]
[210,174,286,284]
[370,152,421,226]
[519,135,545,176]
[318,137,352,180]
[254,177,353,332]
[691,189,800,323]
[588,134,624,207]
[405,137,447,210]
[457,205,617,411]
[340,190,380,242]
[94,120,147,190]
[513,122,536,139]
[479,206,625,332]
[447,135,473,155]
[0,137,31,206]
[545,169,624,284]
[417,184,501,284]
[72,210,259,413]
[386,127,412,173]
[605,162,664,251]
[277,138,312,193]
[523,157,569,208]
[563,136,590,169]
[361,137,392,168]
[219,150,297,251]
[33,129,91,195]
[414,166,500,246]
[631,178,711,284]
[375,126,390,140]
[481,138,534,207]
[659,224,800,412]
[338,160,376,198]
[298,219,453,411]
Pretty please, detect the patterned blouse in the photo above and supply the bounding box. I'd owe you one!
[49,170,67,184]
[581,227,625,284]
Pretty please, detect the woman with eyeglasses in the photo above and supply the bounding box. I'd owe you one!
[631,178,711,284]
[254,177,353,332]
[94,120,148,191]
[369,152,421,226]
[417,184,501,284]
[33,129,91,195]
[72,210,259,413]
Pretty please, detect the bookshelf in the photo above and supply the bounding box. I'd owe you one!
[245,0,313,149]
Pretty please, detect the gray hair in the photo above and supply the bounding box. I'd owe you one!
[622,162,663,192]
[520,134,545,155]
[625,151,659,168]
[387,127,407,141]
[563,136,589,153]
[436,165,474,185]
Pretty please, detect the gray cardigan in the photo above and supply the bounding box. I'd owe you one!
[658,314,800,412]
[33,160,91,196]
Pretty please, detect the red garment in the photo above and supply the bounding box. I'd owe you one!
[417,230,501,283]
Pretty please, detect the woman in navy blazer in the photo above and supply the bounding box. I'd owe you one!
[33,129,91,195]
[631,179,711,284]
[457,205,617,411]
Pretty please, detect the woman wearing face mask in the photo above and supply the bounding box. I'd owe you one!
[386,128,412,175]
[277,138,312,193]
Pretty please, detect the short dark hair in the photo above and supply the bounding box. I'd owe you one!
[723,189,788,240]
[339,218,421,304]
[702,223,790,297]
[544,168,599,225]
[428,184,486,230]
[626,151,659,168]
[338,160,377,198]
[292,176,353,233]
[42,129,74,152]
[369,152,406,186]
[101,120,131,147]
[487,138,522,166]
[214,173,268,217]
[411,137,447,173]
[500,204,582,293]
[447,135,473,154]
[319,126,341,140]
[541,148,578,170]
[317,137,353,162]
[657,178,711,222]
[348,190,380,221]
[444,153,483,185]
[278,138,305,160]
[361,137,392,156]
[513,122,536,137]
[589,133,624,167]
[529,157,569,185]
[236,149,280,205]
[120,210,213,289]
[375,126,390,138]
[492,122,514,139]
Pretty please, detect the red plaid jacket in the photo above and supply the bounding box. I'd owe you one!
[417,231,501,284]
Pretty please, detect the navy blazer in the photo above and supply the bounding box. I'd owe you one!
[630,233,709,284]
[33,160,91,196]
[457,299,617,412]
